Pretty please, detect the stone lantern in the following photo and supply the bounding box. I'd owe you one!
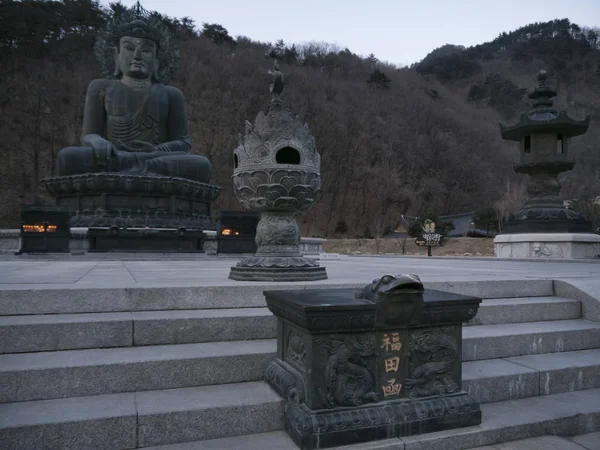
[228,62,327,281]
[495,70,600,259]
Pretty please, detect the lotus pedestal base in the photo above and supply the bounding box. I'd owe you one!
[41,173,221,230]
[229,256,327,281]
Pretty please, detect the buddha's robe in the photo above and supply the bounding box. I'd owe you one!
[56,79,211,183]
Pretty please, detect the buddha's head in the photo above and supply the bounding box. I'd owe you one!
[113,20,160,81]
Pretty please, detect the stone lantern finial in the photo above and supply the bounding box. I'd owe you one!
[529,69,556,107]
[536,69,548,86]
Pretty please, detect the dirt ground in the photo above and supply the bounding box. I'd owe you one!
[323,237,495,257]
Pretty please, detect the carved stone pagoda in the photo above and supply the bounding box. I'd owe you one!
[495,70,600,259]
[499,70,591,233]
[229,62,327,281]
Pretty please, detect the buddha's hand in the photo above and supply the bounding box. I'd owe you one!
[82,134,115,166]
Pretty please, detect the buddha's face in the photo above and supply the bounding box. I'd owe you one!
[116,36,157,79]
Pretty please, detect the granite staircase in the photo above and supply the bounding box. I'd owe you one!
[1,280,600,450]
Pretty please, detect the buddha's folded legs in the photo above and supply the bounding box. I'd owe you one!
[56,147,102,176]
[57,146,135,175]
[143,154,212,183]
[56,146,212,183]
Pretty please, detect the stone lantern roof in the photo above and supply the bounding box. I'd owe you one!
[499,70,590,141]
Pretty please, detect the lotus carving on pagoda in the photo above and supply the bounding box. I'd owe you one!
[233,168,321,212]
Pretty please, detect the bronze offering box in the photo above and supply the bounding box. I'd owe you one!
[19,206,71,254]
[217,210,260,254]
[264,278,482,449]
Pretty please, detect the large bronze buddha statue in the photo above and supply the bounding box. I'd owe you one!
[56,15,210,183]
[42,3,220,233]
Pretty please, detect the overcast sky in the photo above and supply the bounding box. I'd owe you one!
[109,0,600,66]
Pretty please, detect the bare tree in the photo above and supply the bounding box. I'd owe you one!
[494,178,528,232]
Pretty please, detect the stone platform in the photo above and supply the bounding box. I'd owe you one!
[495,233,600,259]
[41,173,222,229]
[1,230,324,256]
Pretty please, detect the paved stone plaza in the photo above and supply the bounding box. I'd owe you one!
[1,254,600,289]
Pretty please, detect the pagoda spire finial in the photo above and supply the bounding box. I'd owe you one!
[536,69,548,88]
[528,68,555,106]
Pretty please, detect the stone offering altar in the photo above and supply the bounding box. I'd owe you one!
[264,274,482,449]
[229,62,327,281]
[40,2,221,245]
[495,70,599,259]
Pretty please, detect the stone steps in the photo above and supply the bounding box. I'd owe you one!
[0,308,276,353]
[145,389,600,450]
[0,339,275,403]
[1,278,598,449]
[0,279,554,316]
[0,381,283,450]
[466,296,580,326]
[462,319,600,361]
[2,334,599,405]
[144,432,297,450]
[462,348,600,403]
[0,296,578,354]
[4,386,597,450]
[399,387,600,450]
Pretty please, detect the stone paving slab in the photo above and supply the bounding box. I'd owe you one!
[473,435,588,449]
[1,256,599,289]
[571,432,600,450]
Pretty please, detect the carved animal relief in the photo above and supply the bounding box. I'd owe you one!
[405,326,460,398]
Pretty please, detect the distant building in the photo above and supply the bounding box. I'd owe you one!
[388,212,496,238]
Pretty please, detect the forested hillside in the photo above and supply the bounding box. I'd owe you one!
[1,1,599,236]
